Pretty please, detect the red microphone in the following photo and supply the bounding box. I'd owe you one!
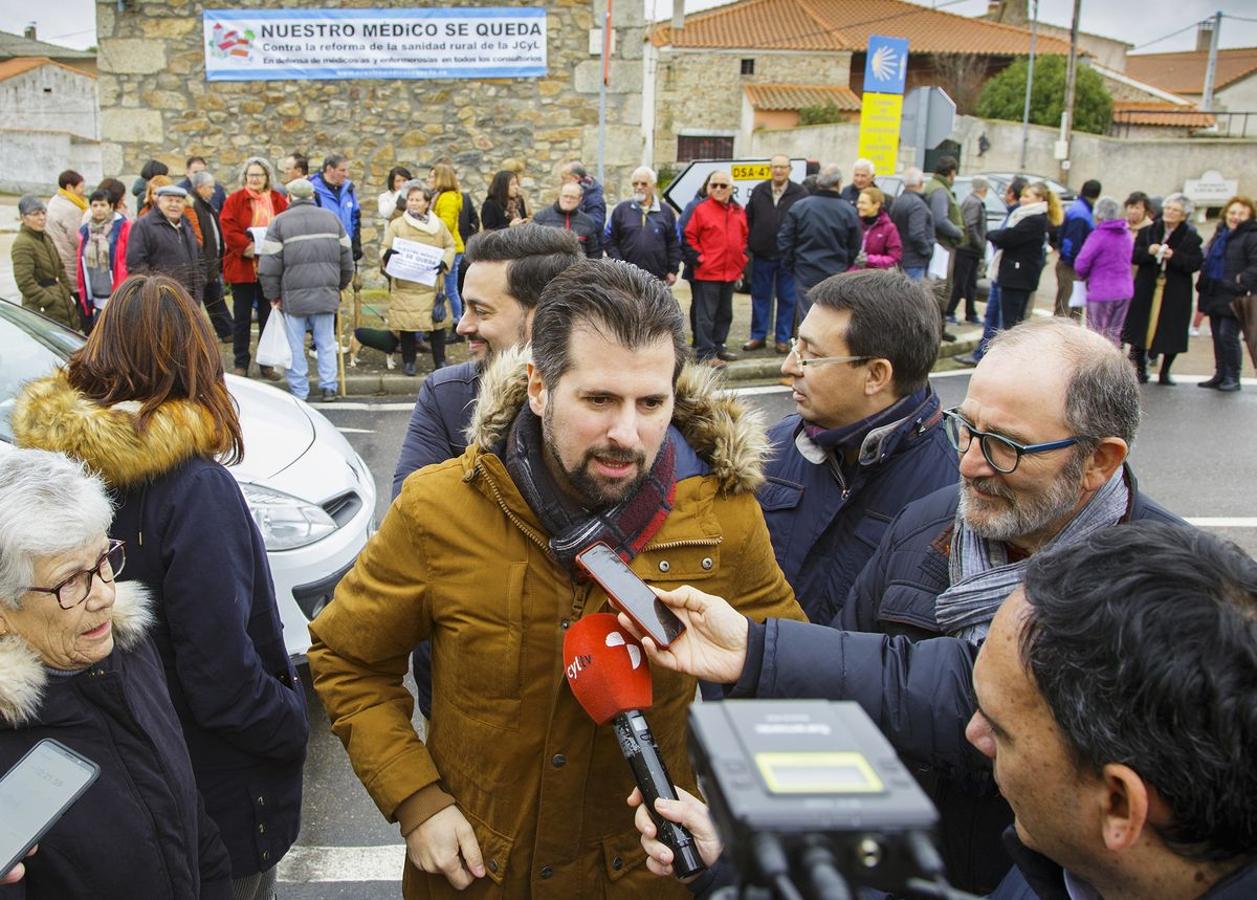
[565,614,705,878]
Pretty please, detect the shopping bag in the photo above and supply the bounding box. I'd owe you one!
[1068,280,1087,309]
[256,309,292,369]
[928,243,951,280]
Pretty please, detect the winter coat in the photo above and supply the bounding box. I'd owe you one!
[576,176,607,237]
[393,360,482,497]
[890,190,936,269]
[924,176,964,249]
[125,207,206,300]
[257,198,354,316]
[685,195,748,282]
[1073,218,1134,302]
[12,372,310,880]
[604,198,680,279]
[827,472,1179,892]
[433,190,465,254]
[1196,218,1257,319]
[76,214,130,307]
[857,210,903,269]
[988,212,1049,291]
[777,190,863,289]
[756,389,957,624]
[219,188,289,285]
[178,177,228,213]
[11,224,77,327]
[45,191,87,288]
[309,173,362,260]
[1057,196,1095,265]
[1123,220,1203,353]
[191,195,224,283]
[0,583,233,899]
[745,179,806,259]
[307,349,807,900]
[533,202,602,258]
[959,191,988,255]
[382,212,456,333]
[480,195,528,232]
[458,191,480,241]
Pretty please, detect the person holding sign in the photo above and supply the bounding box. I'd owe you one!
[383,182,456,377]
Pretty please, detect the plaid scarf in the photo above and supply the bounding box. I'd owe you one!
[503,406,676,574]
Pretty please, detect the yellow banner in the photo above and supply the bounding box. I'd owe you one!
[857,92,903,176]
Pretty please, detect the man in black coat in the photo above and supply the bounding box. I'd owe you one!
[890,167,936,279]
[125,184,206,300]
[604,166,681,284]
[777,163,862,316]
[188,170,233,341]
[743,154,805,353]
[616,318,1182,895]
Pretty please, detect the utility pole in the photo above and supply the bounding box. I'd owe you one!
[1019,0,1039,171]
[1201,11,1222,112]
[1058,0,1082,187]
[597,0,613,183]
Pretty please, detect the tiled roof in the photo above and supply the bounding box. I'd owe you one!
[1125,47,1257,95]
[745,83,862,111]
[650,0,1073,56]
[0,30,94,60]
[0,56,94,82]
[1111,101,1215,128]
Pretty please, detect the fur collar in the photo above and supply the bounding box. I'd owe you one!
[11,370,223,488]
[464,346,769,494]
[0,581,154,727]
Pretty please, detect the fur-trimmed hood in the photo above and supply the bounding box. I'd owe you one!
[0,581,153,727]
[464,346,770,494]
[11,370,224,488]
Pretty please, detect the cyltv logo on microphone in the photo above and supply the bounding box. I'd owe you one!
[563,613,653,725]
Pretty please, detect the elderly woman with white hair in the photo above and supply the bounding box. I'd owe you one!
[219,156,289,379]
[0,448,232,898]
[1073,195,1135,347]
[1122,192,1204,384]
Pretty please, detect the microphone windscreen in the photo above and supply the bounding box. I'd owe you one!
[563,613,653,725]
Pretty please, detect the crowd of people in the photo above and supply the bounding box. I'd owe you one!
[3,148,1256,900]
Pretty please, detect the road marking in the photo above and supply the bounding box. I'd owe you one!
[336,427,376,434]
[312,402,416,411]
[278,844,404,883]
[1186,517,1257,528]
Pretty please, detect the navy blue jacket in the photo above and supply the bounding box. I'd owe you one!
[756,389,957,624]
[1056,196,1094,265]
[0,636,232,899]
[113,458,308,879]
[777,190,863,289]
[577,176,607,237]
[393,360,482,498]
[605,198,681,280]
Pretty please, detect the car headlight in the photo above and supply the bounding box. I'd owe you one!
[240,483,338,551]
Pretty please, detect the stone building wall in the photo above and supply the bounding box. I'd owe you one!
[96,0,645,260]
[652,49,851,162]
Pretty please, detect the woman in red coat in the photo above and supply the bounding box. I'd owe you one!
[220,157,288,378]
[854,187,903,270]
[682,171,748,368]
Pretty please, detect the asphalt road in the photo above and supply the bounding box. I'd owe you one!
[282,375,1256,895]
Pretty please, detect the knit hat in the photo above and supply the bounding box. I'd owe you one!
[286,178,315,200]
[18,195,46,216]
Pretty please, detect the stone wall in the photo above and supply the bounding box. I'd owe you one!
[96,0,645,263]
[0,62,100,140]
[652,49,851,162]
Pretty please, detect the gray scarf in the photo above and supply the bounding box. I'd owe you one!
[935,469,1129,643]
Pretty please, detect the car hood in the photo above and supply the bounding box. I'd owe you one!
[226,374,316,481]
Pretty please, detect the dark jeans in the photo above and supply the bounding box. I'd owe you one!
[1210,313,1243,381]
[204,277,234,340]
[1000,287,1032,329]
[749,256,797,344]
[946,250,981,319]
[973,282,1003,361]
[692,279,734,360]
[230,281,270,370]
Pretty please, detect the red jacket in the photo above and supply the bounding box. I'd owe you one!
[220,188,288,284]
[684,196,748,282]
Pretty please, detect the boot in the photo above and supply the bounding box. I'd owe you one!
[429,328,447,370]
[1198,374,1223,388]
[1129,347,1149,384]
[1157,353,1177,386]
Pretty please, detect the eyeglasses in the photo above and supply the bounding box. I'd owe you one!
[786,338,873,369]
[24,540,126,610]
[942,410,1085,475]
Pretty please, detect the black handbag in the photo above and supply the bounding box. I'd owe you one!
[431,269,448,325]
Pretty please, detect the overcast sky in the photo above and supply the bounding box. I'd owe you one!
[2,0,1255,54]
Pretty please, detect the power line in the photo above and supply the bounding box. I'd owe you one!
[1129,21,1204,52]
[1221,13,1257,24]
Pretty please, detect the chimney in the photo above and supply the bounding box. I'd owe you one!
[1196,19,1215,53]
[23,24,36,40]
[986,1,1001,16]
[672,0,684,32]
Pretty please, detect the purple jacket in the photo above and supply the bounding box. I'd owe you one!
[1074,218,1134,302]
[857,210,903,269]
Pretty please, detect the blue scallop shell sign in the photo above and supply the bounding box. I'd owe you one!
[863,35,909,96]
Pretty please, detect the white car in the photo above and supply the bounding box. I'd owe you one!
[0,299,375,659]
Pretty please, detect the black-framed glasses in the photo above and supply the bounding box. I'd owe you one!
[24,540,126,610]
[942,410,1084,475]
